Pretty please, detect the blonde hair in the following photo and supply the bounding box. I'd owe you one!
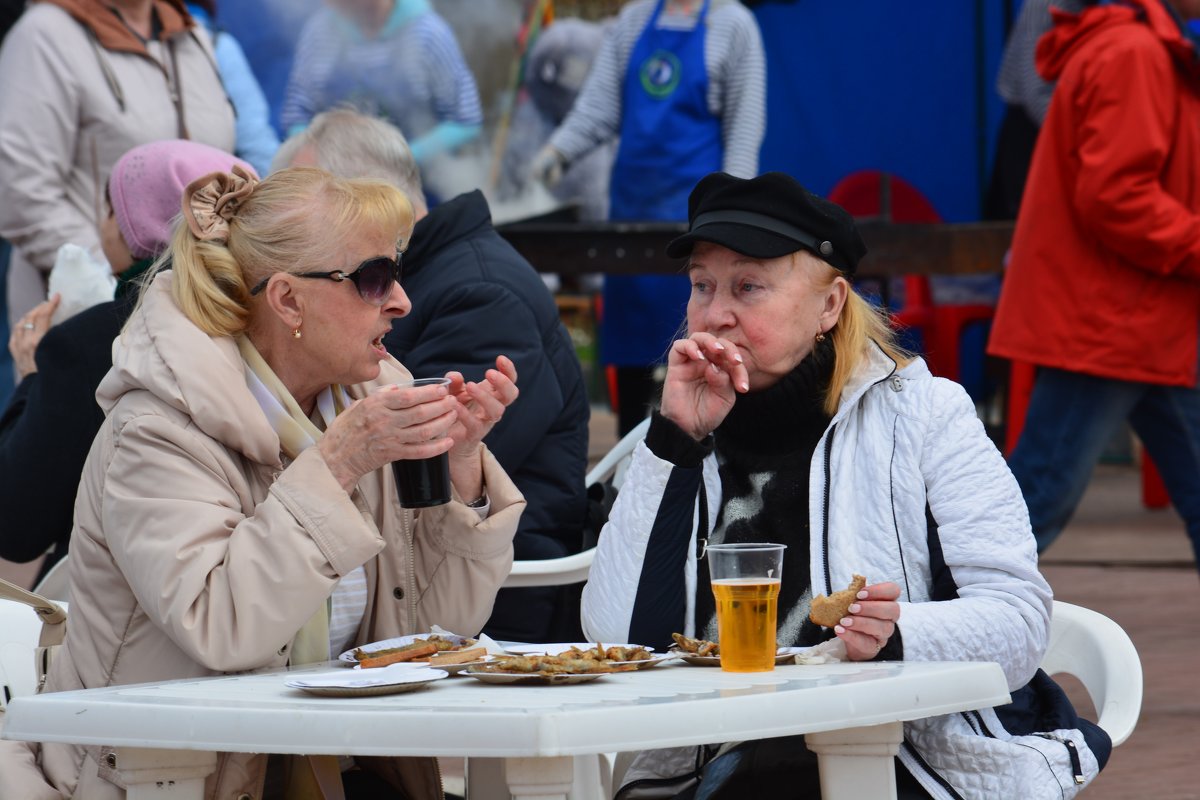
[812,258,912,416]
[167,167,414,337]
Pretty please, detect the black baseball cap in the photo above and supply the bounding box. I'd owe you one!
[666,172,867,275]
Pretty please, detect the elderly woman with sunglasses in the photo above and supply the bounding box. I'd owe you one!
[1,166,523,800]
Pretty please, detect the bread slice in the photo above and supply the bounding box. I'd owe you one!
[357,641,439,669]
[425,647,487,666]
[809,574,868,628]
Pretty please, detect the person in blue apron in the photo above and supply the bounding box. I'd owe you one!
[533,0,767,435]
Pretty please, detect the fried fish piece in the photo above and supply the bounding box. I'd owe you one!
[477,654,617,675]
[539,657,632,674]
[809,574,868,628]
[671,633,719,657]
[480,655,540,673]
[606,646,651,662]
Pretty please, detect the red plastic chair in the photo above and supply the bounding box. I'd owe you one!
[827,171,995,383]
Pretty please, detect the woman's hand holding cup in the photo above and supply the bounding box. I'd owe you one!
[660,332,750,441]
[319,378,457,494]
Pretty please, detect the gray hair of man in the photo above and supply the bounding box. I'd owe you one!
[271,108,427,214]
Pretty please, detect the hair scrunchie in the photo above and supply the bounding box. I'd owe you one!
[181,165,259,244]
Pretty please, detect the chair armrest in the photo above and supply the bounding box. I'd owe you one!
[503,549,595,588]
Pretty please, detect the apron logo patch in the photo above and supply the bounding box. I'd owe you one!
[639,49,682,98]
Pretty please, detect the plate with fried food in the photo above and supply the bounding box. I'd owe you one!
[340,632,480,669]
[504,642,671,669]
[286,665,448,697]
[667,633,809,667]
[462,652,638,685]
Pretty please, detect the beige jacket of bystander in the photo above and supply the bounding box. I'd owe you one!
[0,1,236,321]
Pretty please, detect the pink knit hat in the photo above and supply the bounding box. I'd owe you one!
[109,140,256,260]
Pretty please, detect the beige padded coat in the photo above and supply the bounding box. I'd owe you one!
[0,272,522,799]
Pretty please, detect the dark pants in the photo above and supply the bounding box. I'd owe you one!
[695,735,932,800]
[1009,365,1200,561]
[983,104,1040,221]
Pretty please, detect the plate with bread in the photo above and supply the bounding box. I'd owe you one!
[341,633,491,674]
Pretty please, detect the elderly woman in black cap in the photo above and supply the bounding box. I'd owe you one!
[581,172,1110,798]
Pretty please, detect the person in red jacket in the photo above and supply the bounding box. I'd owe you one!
[988,0,1200,563]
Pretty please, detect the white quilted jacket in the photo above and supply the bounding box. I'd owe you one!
[582,345,1102,799]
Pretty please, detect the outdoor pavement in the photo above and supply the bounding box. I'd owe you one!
[1038,463,1199,799]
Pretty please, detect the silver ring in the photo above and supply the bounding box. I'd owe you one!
[22,322,34,330]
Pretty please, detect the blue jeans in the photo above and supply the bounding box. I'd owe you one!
[1008,366,1200,563]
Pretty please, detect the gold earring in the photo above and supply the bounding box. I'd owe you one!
[815,331,826,343]
[292,327,302,339]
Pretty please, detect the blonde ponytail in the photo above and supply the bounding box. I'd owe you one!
[169,224,253,337]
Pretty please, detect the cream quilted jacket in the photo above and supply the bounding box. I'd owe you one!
[583,345,1103,799]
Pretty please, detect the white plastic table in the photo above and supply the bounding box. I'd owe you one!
[2,659,1010,800]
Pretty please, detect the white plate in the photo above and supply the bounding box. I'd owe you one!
[608,653,679,670]
[286,665,448,697]
[339,632,474,664]
[668,646,811,667]
[462,668,609,685]
[504,642,655,657]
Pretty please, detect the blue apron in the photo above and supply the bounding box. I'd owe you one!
[602,0,723,366]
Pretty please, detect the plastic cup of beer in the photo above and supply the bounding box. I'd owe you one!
[706,543,786,672]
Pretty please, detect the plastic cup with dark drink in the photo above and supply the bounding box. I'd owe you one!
[391,377,453,508]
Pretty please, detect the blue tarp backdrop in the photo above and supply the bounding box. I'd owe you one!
[219,0,1017,223]
[753,0,1013,223]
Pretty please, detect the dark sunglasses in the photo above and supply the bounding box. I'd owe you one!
[249,251,403,306]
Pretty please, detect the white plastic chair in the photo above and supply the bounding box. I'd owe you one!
[502,417,650,589]
[1042,600,1142,747]
[0,591,67,715]
[0,600,46,712]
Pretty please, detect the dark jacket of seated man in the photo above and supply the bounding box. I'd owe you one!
[383,189,590,643]
[0,289,138,581]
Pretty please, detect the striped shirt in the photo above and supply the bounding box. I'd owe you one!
[549,0,766,179]
[329,566,369,659]
[995,0,1086,125]
[281,6,482,138]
